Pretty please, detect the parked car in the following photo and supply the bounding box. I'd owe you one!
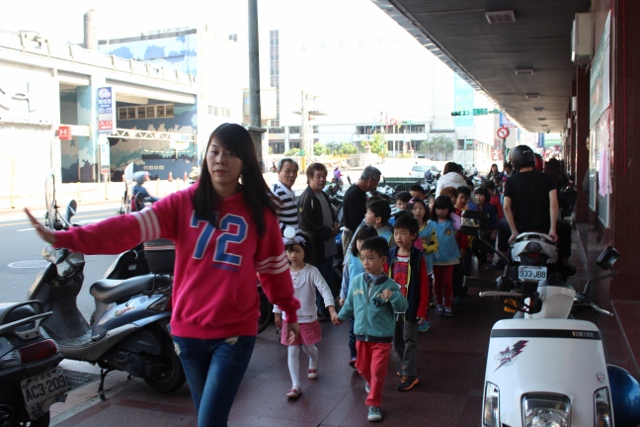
[409,164,440,179]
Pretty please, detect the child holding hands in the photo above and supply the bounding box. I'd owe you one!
[274,232,337,399]
[340,225,379,368]
[334,236,408,422]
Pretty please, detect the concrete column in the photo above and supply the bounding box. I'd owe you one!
[611,0,640,300]
[248,0,266,170]
[574,67,589,224]
[76,86,97,182]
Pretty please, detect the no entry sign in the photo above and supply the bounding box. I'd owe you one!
[497,126,510,139]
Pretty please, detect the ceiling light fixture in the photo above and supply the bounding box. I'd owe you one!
[485,10,516,24]
[538,117,547,121]
[515,68,534,75]
[533,107,545,112]
[541,124,549,127]
[526,93,540,99]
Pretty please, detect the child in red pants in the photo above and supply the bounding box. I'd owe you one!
[429,196,461,317]
[334,236,408,422]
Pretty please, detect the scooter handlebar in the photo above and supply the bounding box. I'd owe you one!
[479,291,525,298]
[590,302,614,317]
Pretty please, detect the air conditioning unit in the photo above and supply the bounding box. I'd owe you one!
[572,13,593,65]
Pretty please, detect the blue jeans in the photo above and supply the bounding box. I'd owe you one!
[173,335,256,427]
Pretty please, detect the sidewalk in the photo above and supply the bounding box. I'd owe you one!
[46,220,639,426]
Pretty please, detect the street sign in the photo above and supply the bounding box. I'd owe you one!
[97,87,114,135]
[389,118,397,125]
[451,108,501,117]
[497,126,510,139]
[58,126,71,141]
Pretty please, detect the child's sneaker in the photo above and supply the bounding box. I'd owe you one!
[286,387,302,399]
[348,357,357,369]
[397,375,419,391]
[436,305,444,316]
[417,320,430,332]
[444,306,453,317]
[367,406,382,422]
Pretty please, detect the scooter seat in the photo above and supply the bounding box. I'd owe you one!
[90,274,172,304]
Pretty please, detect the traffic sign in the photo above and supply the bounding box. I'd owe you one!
[451,108,501,117]
[58,126,71,141]
[389,118,397,125]
[497,126,510,139]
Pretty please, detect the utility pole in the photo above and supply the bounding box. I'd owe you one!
[295,91,326,171]
[248,0,266,171]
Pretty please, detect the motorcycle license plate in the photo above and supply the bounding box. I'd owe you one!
[21,367,68,419]
[518,265,547,281]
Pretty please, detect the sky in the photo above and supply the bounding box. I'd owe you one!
[0,0,495,126]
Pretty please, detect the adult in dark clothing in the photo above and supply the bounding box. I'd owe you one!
[131,171,158,211]
[495,145,572,275]
[341,166,381,254]
[298,163,341,318]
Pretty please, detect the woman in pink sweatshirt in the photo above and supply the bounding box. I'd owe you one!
[26,123,300,427]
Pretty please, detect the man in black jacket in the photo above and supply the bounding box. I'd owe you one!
[341,166,381,254]
[298,163,340,318]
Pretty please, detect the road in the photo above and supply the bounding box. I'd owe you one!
[0,203,121,319]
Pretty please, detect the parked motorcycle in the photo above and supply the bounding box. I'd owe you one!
[460,210,640,426]
[28,175,185,400]
[0,300,67,427]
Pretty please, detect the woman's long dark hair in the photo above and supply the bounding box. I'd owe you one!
[193,123,276,236]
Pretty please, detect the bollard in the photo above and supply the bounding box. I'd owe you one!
[77,182,82,202]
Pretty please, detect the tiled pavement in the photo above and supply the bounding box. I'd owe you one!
[49,223,638,427]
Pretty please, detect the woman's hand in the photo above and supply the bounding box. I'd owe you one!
[24,208,57,245]
[274,313,282,329]
[285,321,300,344]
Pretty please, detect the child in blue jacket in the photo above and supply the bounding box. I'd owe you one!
[335,236,408,422]
[429,196,460,317]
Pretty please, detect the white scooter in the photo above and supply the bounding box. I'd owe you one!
[460,210,640,427]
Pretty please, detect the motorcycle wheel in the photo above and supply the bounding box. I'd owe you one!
[26,412,50,427]
[143,334,186,393]
[257,287,273,334]
[12,412,50,427]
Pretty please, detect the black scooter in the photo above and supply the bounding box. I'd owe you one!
[27,174,185,400]
[0,301,67,427]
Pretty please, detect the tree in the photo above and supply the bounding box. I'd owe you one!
[339,142,357,155]
[423,135,454,160]
[313,142,325,156]
[368,132,388,158]
[325,142,340,154]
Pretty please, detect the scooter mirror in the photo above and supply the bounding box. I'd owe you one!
[460,210,489,236]
[42,244,55,263]
[596,246,619,270]
[66,200,77,223]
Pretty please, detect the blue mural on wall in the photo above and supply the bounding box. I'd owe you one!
[98,31,198,76]
[109,100,197,182]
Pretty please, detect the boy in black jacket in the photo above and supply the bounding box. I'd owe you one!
[387,215,430,391]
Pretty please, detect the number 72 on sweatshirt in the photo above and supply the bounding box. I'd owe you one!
[190,213,247,266]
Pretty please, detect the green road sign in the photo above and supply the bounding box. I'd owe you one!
[451,109,501,117]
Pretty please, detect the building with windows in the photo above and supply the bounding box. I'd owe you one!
[0,24,198,203]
